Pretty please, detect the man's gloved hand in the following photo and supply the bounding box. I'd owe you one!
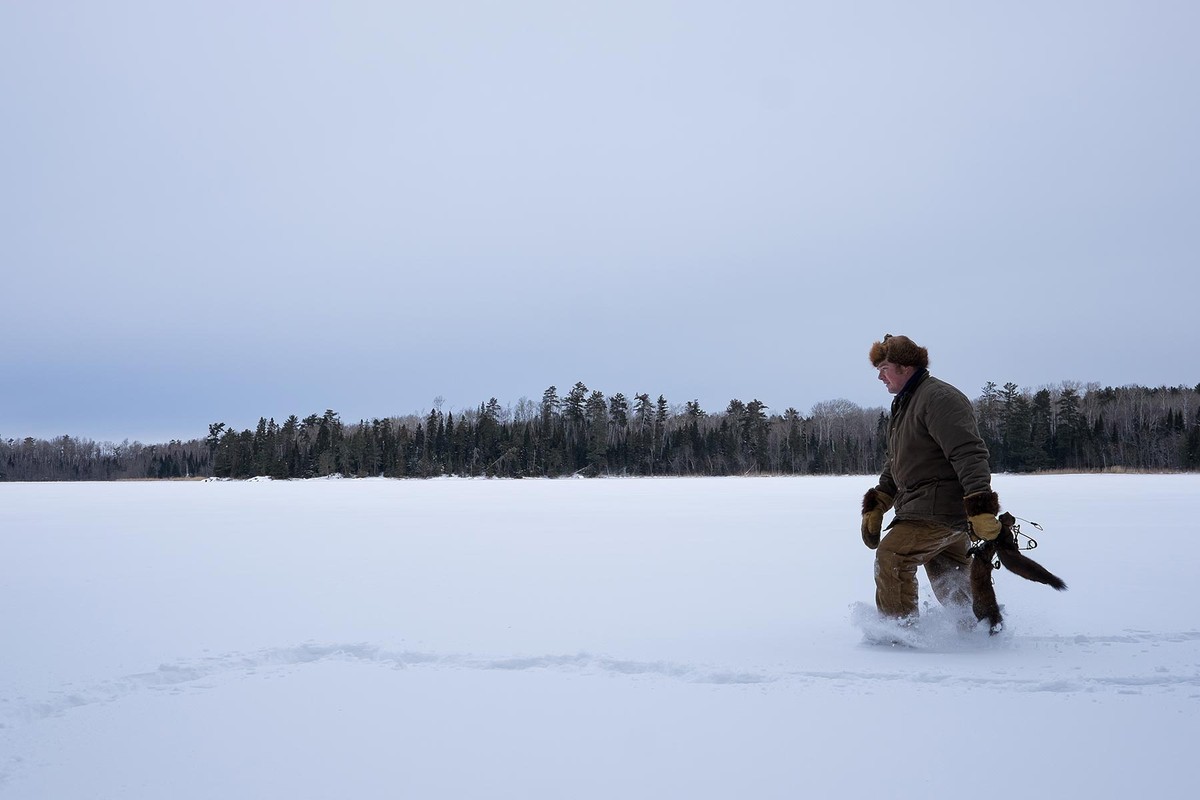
[964,490,1002,541]
[860,489,893,550]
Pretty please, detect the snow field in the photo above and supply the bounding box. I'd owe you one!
[2,474,1197,798]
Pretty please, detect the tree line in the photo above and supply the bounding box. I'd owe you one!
[3,381,1199,481]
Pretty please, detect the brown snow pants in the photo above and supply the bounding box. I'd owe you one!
[874,518,972,620]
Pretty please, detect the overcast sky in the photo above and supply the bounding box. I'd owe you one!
[3,1,1197,443]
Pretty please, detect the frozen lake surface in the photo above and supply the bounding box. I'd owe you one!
[2,474,1197,798]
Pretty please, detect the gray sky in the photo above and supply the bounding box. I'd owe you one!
[3,1,1197,443]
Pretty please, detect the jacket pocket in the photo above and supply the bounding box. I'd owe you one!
[898,479,940,516]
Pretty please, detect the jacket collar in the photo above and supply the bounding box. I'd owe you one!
[891,368,929,415]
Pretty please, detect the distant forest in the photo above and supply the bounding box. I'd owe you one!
[3,381,1200,481]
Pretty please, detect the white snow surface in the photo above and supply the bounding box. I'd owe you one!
[1,474,1196,799]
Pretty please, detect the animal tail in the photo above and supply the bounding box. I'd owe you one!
[994,513,1067,590]
[994,545,1068,591]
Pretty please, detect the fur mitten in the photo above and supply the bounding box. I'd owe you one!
[964,490,1001,540]
[860,488,894,549]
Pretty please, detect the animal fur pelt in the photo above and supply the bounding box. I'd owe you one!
[969,512,1068,633]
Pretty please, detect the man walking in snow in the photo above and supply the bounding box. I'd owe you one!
[859,334,1002,624]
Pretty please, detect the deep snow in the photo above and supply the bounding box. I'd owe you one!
[1,474,1196,799]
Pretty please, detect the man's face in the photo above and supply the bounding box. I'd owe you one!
[876,361,914,394]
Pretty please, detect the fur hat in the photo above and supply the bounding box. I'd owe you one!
[869,334,929,369]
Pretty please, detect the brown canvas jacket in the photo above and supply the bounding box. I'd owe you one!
[874,372,992,527]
